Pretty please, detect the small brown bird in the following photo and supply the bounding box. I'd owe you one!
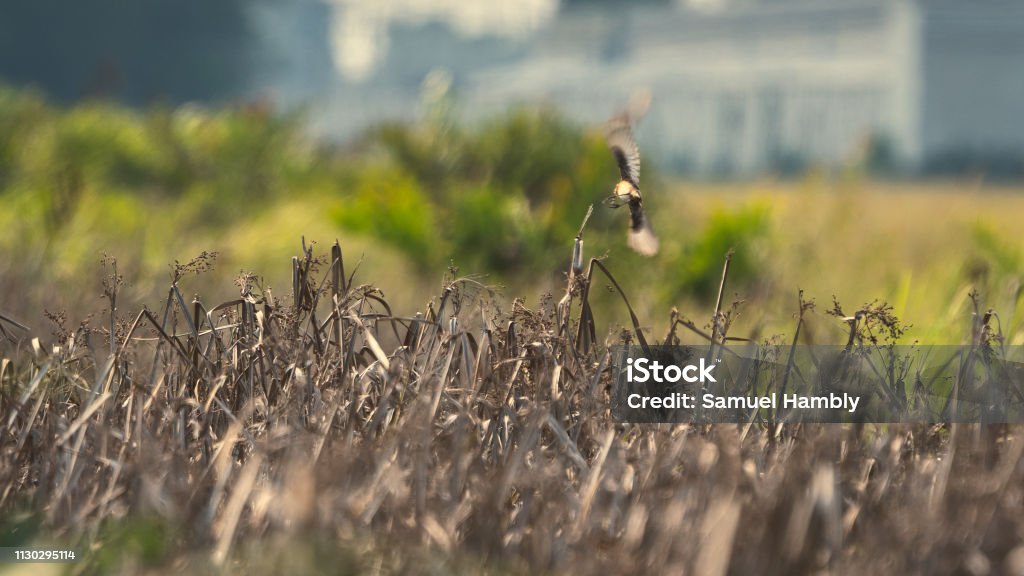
[604,114,659,256]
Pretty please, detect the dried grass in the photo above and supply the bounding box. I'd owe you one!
[1,234,1023,575]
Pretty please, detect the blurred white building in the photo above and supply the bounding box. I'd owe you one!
[284,0,1024,176]
[464,0,1024,175]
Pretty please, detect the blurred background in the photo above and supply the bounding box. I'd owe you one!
[2,0,1024,343]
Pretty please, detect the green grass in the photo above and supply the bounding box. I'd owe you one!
[2,85,1023,345]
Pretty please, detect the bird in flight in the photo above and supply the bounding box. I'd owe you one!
[604,114,659,256]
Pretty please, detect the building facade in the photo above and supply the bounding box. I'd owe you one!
[465,0,1024,175]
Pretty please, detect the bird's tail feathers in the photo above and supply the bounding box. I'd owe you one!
[628,205,659,256]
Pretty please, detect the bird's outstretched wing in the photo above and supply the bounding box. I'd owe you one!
[605,115,641,187]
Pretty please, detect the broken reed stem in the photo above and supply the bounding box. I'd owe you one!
[710,249,734,348]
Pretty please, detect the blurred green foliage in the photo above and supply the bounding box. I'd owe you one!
[359,106,613,274]
[89,517,174,572]
[964,220,1022,291]
[668,202,772,303]
[0,87,619,280]
[330,166,440,265]
[0,507,41,547]
[5,85,1023,344]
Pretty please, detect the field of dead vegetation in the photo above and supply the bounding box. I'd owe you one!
[3,237,1024,575]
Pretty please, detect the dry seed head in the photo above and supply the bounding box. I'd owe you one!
[572,237,584,274]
